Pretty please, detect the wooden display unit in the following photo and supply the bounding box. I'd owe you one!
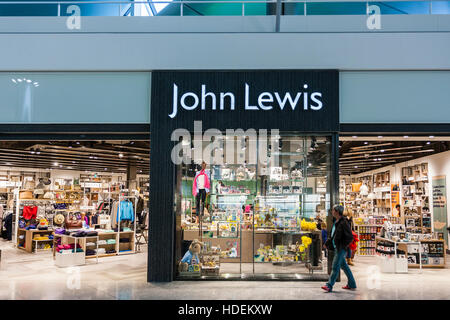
[17,228,54,253]
[118,231,135,254]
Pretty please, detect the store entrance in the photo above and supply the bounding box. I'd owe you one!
[176,133,331,280]
[339,135,450,269]
[0,139,149,273]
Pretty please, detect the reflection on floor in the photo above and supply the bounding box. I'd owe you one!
[1,238,450,300]
[220,262,326,275]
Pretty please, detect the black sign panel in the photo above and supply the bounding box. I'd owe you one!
[152,70,339,132]
[148,70,339,282]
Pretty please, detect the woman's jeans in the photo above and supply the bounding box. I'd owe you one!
[326,248,357,290]
[347,248,352,259]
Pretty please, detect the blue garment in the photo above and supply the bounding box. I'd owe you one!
[181,250,200,265]
[117,201,135,222]
[326,248,357,291]
[331,222,336,249]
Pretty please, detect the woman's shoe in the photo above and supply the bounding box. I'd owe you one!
[321,285,331,292]
[347,258,354,266]
[342,285,356,290]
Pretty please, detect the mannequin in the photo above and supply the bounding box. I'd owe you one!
[192,161,210,222]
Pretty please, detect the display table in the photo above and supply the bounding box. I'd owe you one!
[53,234,99,265]
[183,229,321,263]
[16,228,54,253]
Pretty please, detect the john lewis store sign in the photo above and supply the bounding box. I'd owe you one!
[153,70,339,132]
[169,83,324,118]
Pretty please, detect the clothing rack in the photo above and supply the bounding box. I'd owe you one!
[13,190,54,248]
[116,193,137,255]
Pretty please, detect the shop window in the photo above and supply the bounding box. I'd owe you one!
[175,133,331,279]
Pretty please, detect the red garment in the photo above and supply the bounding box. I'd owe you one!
[23,206,38,220]
[349,230,359,251]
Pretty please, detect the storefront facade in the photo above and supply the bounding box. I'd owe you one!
[1,69,450,282]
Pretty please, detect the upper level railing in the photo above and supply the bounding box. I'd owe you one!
[0,0,448,16]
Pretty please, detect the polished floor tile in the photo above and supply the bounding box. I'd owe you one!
[1,238,450,300]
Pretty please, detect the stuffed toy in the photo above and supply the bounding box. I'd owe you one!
[178,239,203,272]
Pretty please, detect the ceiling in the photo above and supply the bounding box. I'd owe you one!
[339,136,450,175]
[0,140,150,175]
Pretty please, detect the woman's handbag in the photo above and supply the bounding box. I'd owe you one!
[65,215,82,229]
[324,238,334,251]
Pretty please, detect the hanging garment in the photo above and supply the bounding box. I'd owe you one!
[23,206,38,220]
[117,201,135,223]
[136,197,144,215]
[2,213,13,240]
[111,201,119,228]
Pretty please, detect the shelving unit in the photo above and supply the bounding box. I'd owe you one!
[356,224,381,256]
[401,163,431,234]
[344,175,374,218]
[373,171,391,216]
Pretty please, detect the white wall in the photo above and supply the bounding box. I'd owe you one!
[350,150,450,247]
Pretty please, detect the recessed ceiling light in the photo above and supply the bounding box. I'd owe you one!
[354,166,358,168]
[380,150,385,152]
[352,136,357,139]
[53,162,58,166]
[404,136,409,138]
[30,150,35,154]
[429,135,435,138]
[364,142,368,145]
[11,79,16,83]
[17,79,22,82]
[426,141,431,145]
[26,79,32,83]
[378,136,383,138]
[119,153,124,158]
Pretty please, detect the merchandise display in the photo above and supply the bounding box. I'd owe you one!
[178,135,330,278]
[340,162,433,250]
[0,140,148,270]
[402,163,431,234]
